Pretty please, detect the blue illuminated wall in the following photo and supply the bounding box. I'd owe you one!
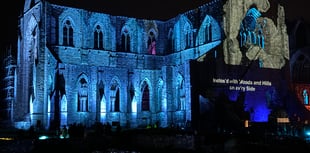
[13,0,291,131]
[14,0,224,130]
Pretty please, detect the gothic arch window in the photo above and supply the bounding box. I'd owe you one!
[184,24,192,49]
[148,31,156,55]
[239,7,264,49]
[167,29,174,54]
[141,82,150,111]
[63,20,74,46]
[121,29,130,52]
[97,80,106,113]
[94,25,104,49]
[110,80,120,112]
[204,21,212,43]
[78,78,88,112]
[303,89,309,105]
[257,26,265,49]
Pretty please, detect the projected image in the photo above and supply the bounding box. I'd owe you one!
[223,1,289,69]
[191,1,292,126]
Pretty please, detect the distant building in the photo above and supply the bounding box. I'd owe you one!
[11,0,293,131]
[288,19,310,116]
[1,48,16,127]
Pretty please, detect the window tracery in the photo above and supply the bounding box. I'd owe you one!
[94,25,104,49]
[148,31,156,55]
[63,20,74,46]
[110,80,120,112]
[78,78,88,112]
[239,7,266,66]
[121,29,130,52]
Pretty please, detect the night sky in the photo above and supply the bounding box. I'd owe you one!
[0,0,309,57]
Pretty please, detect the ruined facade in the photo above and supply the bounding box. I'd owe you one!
[13,0,289,130]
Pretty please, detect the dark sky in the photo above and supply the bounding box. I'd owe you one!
[1,0,309,56]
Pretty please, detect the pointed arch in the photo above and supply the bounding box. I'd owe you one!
[239,7,264,49]
[144,20,159,54]
[180,15,193,50]
[121,26,131,52]
[110,77,121,112]
[59,9,81,47]
[184,22,193,49]
[89,13,116,51]
[121,19,144,53]
[62,19,74,46]
[77,73,89,112]
[167,28,174,54]
[141,80,150,111]
[97,80,106,112]
[141,82,150,111]
[173,15,194,51]
[196,15,222,46]
[147,29,157,55]
[93,24,104,49]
